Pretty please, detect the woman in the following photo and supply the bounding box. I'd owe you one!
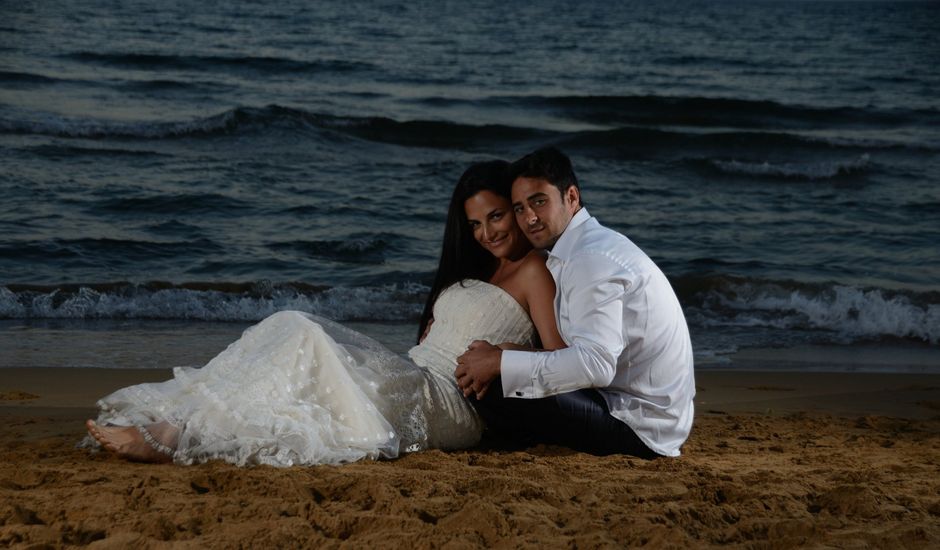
[85,160,564,466]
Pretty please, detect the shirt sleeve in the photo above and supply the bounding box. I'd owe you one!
[500,252,631,399]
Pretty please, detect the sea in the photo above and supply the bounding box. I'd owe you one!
[1,0,938,372]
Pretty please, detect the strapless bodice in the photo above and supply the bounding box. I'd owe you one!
[408,279,534,376]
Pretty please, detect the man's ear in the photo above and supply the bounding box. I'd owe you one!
[565,185,580,209]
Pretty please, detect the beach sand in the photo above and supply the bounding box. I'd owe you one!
[1,366,938,548]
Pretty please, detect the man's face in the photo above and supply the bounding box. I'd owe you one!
[511,177,580,250]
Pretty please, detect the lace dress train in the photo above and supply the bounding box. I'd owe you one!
[85,280,534,466]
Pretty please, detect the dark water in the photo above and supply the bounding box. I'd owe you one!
[2,0,938,364]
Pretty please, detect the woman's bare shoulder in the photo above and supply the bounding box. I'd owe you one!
[523,248,549,264]
[519,249,550,273]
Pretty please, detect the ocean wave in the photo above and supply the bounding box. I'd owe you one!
[704,154,871,180]
[0,70,223,95]
[94,193,253,215]
[63,51,372,75]
[0,282,426,322]
[313,115,548,149]
[0,109,244,140]
[23,144,168,158]
[654,54,773,69]
[0,238,224,262]
[678,276,940,345]
[114,78,220,92]
[268,234,402,264]
[0,105,549,145]
[902,201,940,215]
[0,70,65,85]
[499,94,939,130]
[2,104,931,160]
[0,105,352,140]
[564,125,927,158]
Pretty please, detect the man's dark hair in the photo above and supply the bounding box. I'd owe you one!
[509,147,582,206]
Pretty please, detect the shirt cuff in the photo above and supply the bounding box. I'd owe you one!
[500,350,535,398]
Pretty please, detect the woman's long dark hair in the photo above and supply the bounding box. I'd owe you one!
[417,160,512,342]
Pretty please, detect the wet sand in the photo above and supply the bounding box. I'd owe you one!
[1,367,938,548]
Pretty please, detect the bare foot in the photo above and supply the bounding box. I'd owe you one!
[85,420,173,463]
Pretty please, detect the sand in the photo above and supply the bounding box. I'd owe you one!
[1,367,938,548]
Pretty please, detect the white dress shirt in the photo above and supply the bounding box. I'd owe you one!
[501,208,695,457]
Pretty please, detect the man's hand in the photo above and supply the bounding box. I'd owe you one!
[455,340,502,400]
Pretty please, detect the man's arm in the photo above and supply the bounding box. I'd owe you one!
[501,252,630,399]
[454,341,547,399]
[496,342,537,352]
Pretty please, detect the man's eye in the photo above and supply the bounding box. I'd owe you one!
[534,199,546,206]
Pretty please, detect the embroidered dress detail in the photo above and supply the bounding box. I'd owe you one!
[135,425,175,458]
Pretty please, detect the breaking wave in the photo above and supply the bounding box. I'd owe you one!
[678,276,940,345]
[705,154,871,180]
[0,282,427,323]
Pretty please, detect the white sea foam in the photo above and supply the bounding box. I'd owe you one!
[5,281,936,346]
[699,282,939,344]
[0,284,427,322]
[0,287,26,318]
[710,154,870,180]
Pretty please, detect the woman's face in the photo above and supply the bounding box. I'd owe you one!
[464,190,527,260]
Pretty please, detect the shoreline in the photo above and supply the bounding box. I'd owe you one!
[2,367,939,419]
[4,318,938,374]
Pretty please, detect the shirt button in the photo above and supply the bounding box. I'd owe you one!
[515,391,523,397]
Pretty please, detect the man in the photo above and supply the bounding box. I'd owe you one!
[455,147,695,458]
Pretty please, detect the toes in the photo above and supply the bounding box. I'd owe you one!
[86,420,103,440]
[86,420,119,453]
[82,421,172,463]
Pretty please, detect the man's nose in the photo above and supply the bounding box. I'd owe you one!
[524,208,539,225]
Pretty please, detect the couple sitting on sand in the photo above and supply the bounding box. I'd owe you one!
[86,147,696,466]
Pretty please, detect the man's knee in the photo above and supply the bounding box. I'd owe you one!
[551,390,660,458]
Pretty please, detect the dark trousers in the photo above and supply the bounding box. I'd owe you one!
[469,378,661,459]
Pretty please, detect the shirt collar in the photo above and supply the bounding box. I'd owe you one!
[548,207,591,262]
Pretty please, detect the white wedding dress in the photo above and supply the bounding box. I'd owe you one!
[87,280,534,466]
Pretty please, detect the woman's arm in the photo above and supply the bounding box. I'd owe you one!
[519,253,566,350]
